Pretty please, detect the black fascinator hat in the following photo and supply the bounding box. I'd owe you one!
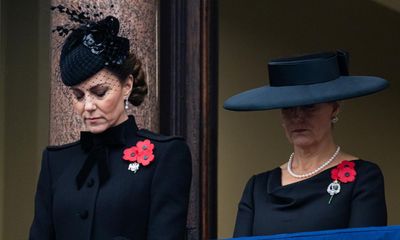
[59,16,130,86]
[224,51,388,111]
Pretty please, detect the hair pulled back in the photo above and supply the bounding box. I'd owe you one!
[106,53,148,106]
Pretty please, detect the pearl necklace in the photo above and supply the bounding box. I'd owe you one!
[287,146,341,178]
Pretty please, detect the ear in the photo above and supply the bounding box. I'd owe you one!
[331,101,340,116]
[123,74,134,98]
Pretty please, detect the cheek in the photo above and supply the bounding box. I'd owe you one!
[311,117,332,135]
[98,94,123,113]
[280,112,290,126]
[73,101,84,114]
[281,120,290,133]
[280,120,293,139]
[281,116,290,125]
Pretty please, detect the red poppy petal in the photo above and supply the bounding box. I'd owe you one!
[141,149,153,155]
[341,176,353,183]
[138,157,148,166]
[122,147,138,161]
[136,142,143,151]
[148,143,155,151]
[338,168,356,183]
[147,154,155,162]
[331,168,339,180]
[136,140,153,153]
[345,168,356,176]
[138,153,155,166]
[347,175,355,182]
[339,160,355,169]
[126,140,155,166]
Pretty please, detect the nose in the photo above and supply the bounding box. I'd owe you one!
[288,107,305,120]
[84,97,96,111]
[293,107,304,117]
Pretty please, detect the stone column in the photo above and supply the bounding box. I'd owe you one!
[50,0,158,145]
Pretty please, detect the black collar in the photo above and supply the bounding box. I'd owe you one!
[80,115,138,151]
[76,115,138,190]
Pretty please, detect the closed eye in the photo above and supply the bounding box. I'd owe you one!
[301,104,317,112]
[302,104,316,109]
[90,86,109,98]
[71,88,84,101]
[93,90,107,97]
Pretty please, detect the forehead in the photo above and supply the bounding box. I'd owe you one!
[74,69,121,89]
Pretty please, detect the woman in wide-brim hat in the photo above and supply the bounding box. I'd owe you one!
[29,7,192,240]
[225,51,388,237]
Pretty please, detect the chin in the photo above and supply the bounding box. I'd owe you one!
[291,137,315,147]
[86,124,109,134]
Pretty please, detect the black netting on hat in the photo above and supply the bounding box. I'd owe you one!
[58,15,130,86]
[60,44,105,86]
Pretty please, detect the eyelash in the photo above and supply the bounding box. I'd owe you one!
[94,90,107,97]
[73,90,107,101]
[303,104,316,109]
[73,93,84,101]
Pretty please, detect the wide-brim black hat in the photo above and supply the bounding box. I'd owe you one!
[223,51,388,111]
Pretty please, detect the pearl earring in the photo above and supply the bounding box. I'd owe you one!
[331,116,339,123]
[124,98,129,110]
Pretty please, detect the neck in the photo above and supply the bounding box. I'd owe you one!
[291,138,338,172]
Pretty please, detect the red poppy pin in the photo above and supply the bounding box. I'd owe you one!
[122,139,155,173]
[327,160,357,204]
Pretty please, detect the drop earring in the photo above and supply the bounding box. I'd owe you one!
[124,98,129,110]
[331,116,339,123]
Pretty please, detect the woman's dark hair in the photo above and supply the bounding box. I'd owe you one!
[106,53,148,106]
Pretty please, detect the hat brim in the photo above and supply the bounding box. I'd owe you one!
[223,76,388,111]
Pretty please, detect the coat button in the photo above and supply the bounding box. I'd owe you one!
[86,178,95,188]
[78,210,89,219]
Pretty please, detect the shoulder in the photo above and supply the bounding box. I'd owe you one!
[239,169,277,202]
[253,168,278,182]
[353,159,385,185]
[137,129,191,158]
[40,141,84,176]
[242,168,278,191]
[45,140,81,152]
[137,130,192,173]
[137,129,189,152]
[137,129,184,143]
[354,159,382,173]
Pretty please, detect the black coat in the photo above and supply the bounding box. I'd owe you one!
[30,116,192,240]
[234,160,387,237]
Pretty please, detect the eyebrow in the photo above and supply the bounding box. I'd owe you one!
[70,84,108,92]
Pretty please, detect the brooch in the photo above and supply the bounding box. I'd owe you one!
[327,160,356,204]
[122,139,155,173]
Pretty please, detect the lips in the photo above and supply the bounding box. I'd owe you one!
[85,117,101,122]
[292,128,308,133]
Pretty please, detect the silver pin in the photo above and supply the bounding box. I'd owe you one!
[327,180,341,204]
[128,162,140,173]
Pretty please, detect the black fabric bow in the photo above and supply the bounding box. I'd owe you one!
[76,123,127,190]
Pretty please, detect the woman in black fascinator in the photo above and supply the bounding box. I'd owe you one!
[29,6,192,240]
